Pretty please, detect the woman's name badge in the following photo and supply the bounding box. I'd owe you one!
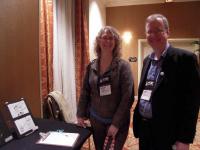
[99,85,111,96]
[141,90,152,101]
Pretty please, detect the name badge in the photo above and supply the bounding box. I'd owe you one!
[99,85,111,96]
[141,90,152,101]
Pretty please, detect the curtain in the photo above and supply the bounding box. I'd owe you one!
[39,0,53,100]
[53,0,77,123]
[75,0,89,102]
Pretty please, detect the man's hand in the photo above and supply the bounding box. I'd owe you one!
[107,124,119,138]
[175,141,189,150]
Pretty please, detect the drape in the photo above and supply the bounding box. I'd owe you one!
[39,0,53,100]
[40,0,89,121]
[53,0,77,123]
[75,0,90,102]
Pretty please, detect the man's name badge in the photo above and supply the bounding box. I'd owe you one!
[141,90,152,101]
[99,85,111,96]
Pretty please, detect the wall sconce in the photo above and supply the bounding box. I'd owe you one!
[122,31,132,44]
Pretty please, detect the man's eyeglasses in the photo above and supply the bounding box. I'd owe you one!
[146,29,166,35]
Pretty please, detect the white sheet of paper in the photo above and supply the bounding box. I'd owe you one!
[7,100,29,118]
[14,115,37,135]
[37,132,79,147]
[99,85,111,96]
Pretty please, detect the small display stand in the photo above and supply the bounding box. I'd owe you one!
[4,98,38,138]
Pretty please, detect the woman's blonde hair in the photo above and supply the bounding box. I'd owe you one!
[94,26,122,59]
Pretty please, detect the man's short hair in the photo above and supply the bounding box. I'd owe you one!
[146,14,169,30]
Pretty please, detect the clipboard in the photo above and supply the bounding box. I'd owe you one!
[4,98,38,138]
[37,131,79,147]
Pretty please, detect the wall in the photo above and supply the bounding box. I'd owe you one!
[89,0,106,60]
[106,1,200,93]
[0,0,41,117]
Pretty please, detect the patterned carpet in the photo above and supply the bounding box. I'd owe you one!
[81,102,200,150]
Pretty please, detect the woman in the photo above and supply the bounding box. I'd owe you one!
[77,26,134,150]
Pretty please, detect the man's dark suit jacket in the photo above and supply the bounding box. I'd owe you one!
[133,46,200,146]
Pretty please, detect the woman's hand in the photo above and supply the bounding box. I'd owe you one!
[77,117,87,128]
[107,124,119,138]
[103,124,118,150]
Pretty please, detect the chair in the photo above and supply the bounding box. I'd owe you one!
[43,95,64,121]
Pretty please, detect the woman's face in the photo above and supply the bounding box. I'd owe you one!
[98,30,116,54]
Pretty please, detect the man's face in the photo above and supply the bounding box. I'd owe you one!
[145,18,169,51]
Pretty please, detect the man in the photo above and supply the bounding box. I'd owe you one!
[133,14,200,150]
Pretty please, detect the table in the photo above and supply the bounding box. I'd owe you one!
[1,118,91,150]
